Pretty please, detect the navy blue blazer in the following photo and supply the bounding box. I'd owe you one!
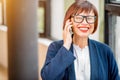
[41,39,120,80]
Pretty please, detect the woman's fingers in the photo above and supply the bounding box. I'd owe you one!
[67,25,73,33]
[63,19,73,50]
[64,19,73,32]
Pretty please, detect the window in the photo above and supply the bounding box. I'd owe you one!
[38,0,46,37]
[110,0,120,3]
[38,0,51,38]
[105,0,120,74]
[0,0,4,25]
[99,0,104,42]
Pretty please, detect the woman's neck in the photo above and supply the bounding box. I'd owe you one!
[73,35,88,49]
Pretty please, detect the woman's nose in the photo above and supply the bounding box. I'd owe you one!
[81,18,88,25]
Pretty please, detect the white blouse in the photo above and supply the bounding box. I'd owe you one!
[73,44,90,80]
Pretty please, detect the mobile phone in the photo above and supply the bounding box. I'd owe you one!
[69,26,73,35]
[69,27,73,38]
[69,19,73,36]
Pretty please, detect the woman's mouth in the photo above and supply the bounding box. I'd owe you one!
[79,27,89,33]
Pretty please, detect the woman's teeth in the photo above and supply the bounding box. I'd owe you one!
[79,27,89,30]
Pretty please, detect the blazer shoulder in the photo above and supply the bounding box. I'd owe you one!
[90,39,111,50]
[50,40,63,46]
[90,39,113,55]
[48,40,63,49]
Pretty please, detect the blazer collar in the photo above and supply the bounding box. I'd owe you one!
[88,39,99,80]
[68,39,99,80]
[68,44,76,80]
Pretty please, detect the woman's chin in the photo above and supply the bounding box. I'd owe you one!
[78,34,89,38]
[77,32,89,38]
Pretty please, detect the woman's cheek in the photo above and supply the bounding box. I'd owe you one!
[90,25,94,33]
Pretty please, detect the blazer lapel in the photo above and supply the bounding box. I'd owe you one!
[67,39,99,80]
[68,44,76,80]
[88,39,99,80]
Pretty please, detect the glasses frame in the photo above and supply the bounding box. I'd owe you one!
[72,15,96,24]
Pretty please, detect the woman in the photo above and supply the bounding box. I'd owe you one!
[41,1,120,80]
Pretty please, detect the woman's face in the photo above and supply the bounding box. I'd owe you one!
[71,11,95,38]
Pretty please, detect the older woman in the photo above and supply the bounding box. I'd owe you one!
[41,1,120,80]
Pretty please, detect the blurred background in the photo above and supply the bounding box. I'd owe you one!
[0,0,120,80]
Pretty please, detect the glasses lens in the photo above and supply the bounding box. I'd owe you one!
[86,16,96,24]
[74,15,83,23]
[73,15,96,24]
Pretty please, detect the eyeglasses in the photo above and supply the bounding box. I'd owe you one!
[72,15,96,24]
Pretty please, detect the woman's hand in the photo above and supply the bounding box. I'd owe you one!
[63,19,73,50]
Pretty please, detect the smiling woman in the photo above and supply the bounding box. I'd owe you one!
[41,1,120,80]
